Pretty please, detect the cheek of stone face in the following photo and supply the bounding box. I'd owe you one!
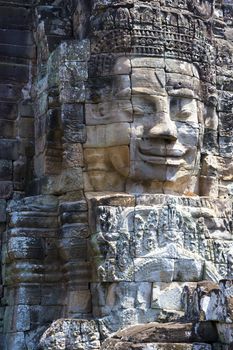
[85,101,133,125]
[131,124,144,139]
[84,148,109,171]
[176,122,200,148]
[175,123,200,169]
[85,123,131,148]
[170,98,198,120]
[108,146,130,177]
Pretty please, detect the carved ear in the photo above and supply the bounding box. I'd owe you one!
[187,0,215,20]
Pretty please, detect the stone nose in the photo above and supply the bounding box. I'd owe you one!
[148,115,177,141]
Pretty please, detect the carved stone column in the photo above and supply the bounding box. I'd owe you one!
[2,196,61,349]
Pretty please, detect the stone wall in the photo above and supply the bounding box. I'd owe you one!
[0,1,35,347]
[0,1,232,349]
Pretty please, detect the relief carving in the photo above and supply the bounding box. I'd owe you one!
[1,0,233,349]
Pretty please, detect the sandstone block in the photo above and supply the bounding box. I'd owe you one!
[107,321,217,344]
[0,181,13,199]
[0,102,17,120]
[18,117,34,138]
[44,238,60,261]
[14,285,41,305]
[63,148,83,168]
[39,319,100,350]
[8,237,44,260]
[41,285,66,306]
[67,290,92,314]
[6,332,26,350]
[0,83,22,100]
[0,6,31,29]
[165,59,193,76]
[151,282,197,311]
[9,212,57,229]
[35,92,48,117]
[63,124,87,143]
[0,200,6,222]
[4,305,30,332]
[0,119,15,138]
[61,103,84,124]
[0,28,33,46]
[101,341,212,350]
[60,82,86,103]
[59,200,87,213]
[85,100,133,125]
[131,68,165,94]
[40,168,84,194]
[19,101,33,117]
[60,211,87,225]
[85,123,130,148]
[174,259,204,282]
[61,223,89,239]
[59,40,90,62]
[0,62,29,84]
[59,61,88,84]
[8,195,58,213]
[134,258,175,283]
[131,57,165,69]
[0,140,19,160]
[219,136,232,157]
[217,323,233,345]
[86,76,117,102]
[182,280,231,323]
[30,305,63,328]
[58,237,87,260]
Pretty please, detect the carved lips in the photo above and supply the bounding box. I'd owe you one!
[138,143,186,165]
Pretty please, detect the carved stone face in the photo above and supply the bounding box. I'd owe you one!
[85,57,204,194]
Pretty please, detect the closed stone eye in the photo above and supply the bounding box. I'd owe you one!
[170,97,194,119]
[133,106,145,115]
[176,110,192,119]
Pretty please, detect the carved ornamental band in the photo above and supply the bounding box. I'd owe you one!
[0,0,232,349]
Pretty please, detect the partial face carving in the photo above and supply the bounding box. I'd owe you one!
[84,57,204,194]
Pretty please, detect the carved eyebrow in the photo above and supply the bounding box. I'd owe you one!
[131,87,166,96]
[167,88,196,98]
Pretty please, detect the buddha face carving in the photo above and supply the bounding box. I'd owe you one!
[85,57,204,194]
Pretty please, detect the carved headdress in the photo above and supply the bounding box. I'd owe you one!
[88,0,216,82]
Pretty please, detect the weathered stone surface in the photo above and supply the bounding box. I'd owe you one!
[0,1,233,349]
[0,181,13,199]
[39,319,100,350]
[101,322,217,346]
[0,199,6,222]
[183,280,233,324]
[102,342,212,350]
[152,282,197,312]
[40,168,84,194]
[0,140,19,160]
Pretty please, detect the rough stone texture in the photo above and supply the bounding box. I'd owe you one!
[39,319,100,350]
[0,0,232,350]
[101,321,218,349]
[183,279,233,323]
[102,343,212,350]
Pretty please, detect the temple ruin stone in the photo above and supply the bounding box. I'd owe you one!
[0,0,232,349]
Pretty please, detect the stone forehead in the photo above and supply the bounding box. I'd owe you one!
[113,56,196,76]
[88,55,206,89]
[110,57,201,96]
[90,55,199,76]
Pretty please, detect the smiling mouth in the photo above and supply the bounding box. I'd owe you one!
[138,146,185,165]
